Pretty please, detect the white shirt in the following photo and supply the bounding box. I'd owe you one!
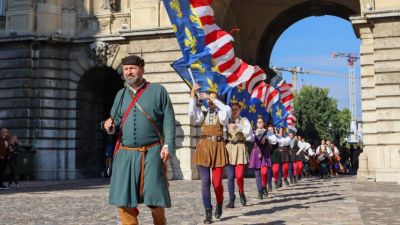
[188,97,231,126]
[277,136,290,147]
[251,129,277,145]
[296,140,310,155]
[231,117,252,141]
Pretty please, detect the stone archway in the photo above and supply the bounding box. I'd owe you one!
[256,1,359,68]
[76,66,123,178]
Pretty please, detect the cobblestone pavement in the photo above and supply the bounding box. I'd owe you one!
[0,176,399,225]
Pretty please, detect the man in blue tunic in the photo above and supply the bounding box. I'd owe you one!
[102,55,176,225]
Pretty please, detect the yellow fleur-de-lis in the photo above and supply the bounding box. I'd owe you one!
[190,61,205,73]
[184,28,197,55]
[171,24,177,33]
[249,104,256,113]
[211,59,221,73]
[230,95,238,104]
[190,6,203,28]
[239,101,247,110]
[170,0,182,18]
[276,106,282,118]
[207,78,218,93]
[237,85,244,93]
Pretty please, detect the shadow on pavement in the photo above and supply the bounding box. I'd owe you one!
[0,179,110,195]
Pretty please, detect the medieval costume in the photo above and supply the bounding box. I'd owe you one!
[316,144,329,179]
[288,138,305,183]
[105,55,176,225]
[249,128,277,199]
[272,135,291,187]
[189,96,231,223]
[225,116,251,207]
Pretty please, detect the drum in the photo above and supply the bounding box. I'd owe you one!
[318,154,326,162]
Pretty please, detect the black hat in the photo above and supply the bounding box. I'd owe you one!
[121,55,145,67]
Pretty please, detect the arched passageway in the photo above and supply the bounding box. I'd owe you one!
[76,66,123,178]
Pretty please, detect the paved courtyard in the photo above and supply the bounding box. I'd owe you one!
[0,175,399,225]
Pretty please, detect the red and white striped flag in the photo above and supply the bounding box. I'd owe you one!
[191,0,254,87]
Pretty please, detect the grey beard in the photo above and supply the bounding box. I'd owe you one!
[125,76,137,87]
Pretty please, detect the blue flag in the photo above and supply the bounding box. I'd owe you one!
[226,86,269,128]
[270,100,289,129]
[171,57,231,96]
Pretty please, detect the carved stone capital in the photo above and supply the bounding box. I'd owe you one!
[88,41,119,65]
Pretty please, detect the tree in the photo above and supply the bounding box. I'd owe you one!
[294,85,350,145]
[338,108,351,145]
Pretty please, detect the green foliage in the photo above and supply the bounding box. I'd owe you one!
[294,86,351,145]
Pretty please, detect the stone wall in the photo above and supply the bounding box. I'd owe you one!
[352,3,400,184]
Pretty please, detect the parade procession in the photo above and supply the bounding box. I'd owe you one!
[100,1,361,224]
[1,0,400,225]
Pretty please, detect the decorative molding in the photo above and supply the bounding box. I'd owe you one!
[88,41,119,66]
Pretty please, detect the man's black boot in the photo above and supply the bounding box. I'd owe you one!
[284,179,290,186]
[258,191,264,199]
[225,195,235,208]
[262,187,268,198]
[215,203,222,219]
[204,208,212,224]
[239,193,247,206]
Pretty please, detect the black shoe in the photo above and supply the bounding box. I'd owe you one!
[239,193,247,206]
[204,208,212,224]
[225,196,235,208]
[258,191,264,199]
[262,187,268,198]
[274,182,279,189]
[284,179,290,186]
[293,177,297,184]
[215,203,222,219]
[289,177,294,184]
[297,175,302,181]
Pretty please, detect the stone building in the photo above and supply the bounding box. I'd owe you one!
[0,0,399,184]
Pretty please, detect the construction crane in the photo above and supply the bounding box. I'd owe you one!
[271,66,350,93]
[331,52,359,121]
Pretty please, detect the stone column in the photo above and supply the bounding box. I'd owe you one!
[351,16,377,181]
[352,9,400,183]
[371,13,400,182]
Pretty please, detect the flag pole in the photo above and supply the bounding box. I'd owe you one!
[187,67,196,84]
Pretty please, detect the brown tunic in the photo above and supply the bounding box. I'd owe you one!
[193,113,228,168]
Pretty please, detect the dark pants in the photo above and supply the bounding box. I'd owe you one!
[198,166,224,209]
[0,158,6,186]
[288,162,294,178]
[6,157,18,185]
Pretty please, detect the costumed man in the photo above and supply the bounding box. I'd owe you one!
[248,117,277,199]
[316,143,329,179]
[274,128,291,187]
[225,103,252,208]
[326,140,334,177]
[297,138,311,180]
[189,83,231,224]
[288,132,305,183]
[102,55,175,225]
[0,128,11,189]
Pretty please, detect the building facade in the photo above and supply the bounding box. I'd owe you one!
[0,0,399,183]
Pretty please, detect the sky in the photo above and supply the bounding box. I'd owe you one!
[270,16,362,119]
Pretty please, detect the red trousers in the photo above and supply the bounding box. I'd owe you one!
[296,161,304,176]
[261,166,268,187]
[272,163,289,181]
